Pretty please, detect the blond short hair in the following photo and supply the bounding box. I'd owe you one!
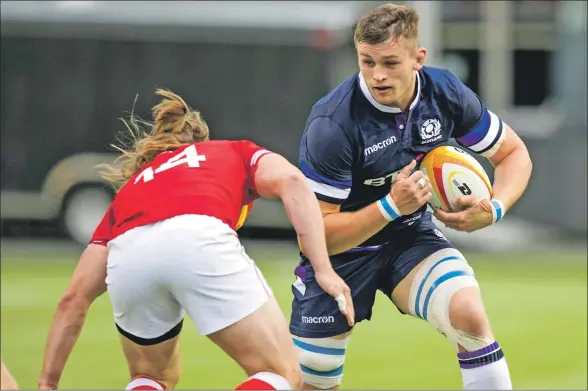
[354,3,419,45]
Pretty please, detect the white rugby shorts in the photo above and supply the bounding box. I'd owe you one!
[105,214,273,342]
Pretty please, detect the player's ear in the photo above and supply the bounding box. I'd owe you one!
[414,47,427,70]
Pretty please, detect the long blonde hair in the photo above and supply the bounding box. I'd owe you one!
[97,89,209,187]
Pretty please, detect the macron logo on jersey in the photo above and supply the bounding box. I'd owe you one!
[364,136,397,156]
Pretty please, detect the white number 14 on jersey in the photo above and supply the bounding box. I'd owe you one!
[134,145,206,184]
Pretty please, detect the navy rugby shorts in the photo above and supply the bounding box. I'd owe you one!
[289,220,454,338]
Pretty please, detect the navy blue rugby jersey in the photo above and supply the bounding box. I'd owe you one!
[299,65,505,248]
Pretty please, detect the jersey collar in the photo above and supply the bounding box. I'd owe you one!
[358,70,421,113]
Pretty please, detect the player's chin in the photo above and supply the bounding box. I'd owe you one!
[374,95,397,106]
[371,88,395,102]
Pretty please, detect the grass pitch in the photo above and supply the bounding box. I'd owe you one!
[1,242,586,389]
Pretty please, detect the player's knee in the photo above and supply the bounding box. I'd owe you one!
[166,370,180,389]
[231,338,302,389]
[127,353,181,389]
[408,248,493,351]
[449,287,490,337]
[284,366,304,390]
[293,335,349,389]
[265,358,303,390]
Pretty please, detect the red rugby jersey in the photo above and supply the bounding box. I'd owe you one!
[90,140,272,246]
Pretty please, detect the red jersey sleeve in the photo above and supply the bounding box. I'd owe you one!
[239,140,273,182]
[89,204,114,246]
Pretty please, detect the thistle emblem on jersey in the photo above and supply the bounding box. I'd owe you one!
[420,118,442,144]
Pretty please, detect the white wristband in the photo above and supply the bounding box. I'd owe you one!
[490,199,505,224]
[377,194,401,221]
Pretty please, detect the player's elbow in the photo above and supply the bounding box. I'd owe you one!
[517,142,533,175]
[283,170,307,188]
[276,170,309,196]
[524,145,532,168]
[57,291,92,314]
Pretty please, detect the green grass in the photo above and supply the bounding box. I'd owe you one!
[1,246,586,390]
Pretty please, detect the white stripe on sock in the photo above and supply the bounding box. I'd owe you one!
[126,377,164,390]
[248,372,292,390]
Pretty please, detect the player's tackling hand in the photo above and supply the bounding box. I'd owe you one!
[434,195,493,233]
[314,270,355,327]
[390,160,432,216]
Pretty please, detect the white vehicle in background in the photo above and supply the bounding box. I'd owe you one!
[1,153,116,245]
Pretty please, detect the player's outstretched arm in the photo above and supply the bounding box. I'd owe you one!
[38,244,108,390]
[254,153,332,272]
[254,153,355,326]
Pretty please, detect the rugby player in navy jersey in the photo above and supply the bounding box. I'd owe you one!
[289,3,532,390]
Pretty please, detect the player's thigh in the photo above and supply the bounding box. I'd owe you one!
[170,225,274,338]
[384,229,493,351]
[380,228,456,313]
[107,225,188,387]
[207,296,302,388]
[166,216,302,381]
[290,250,384,339]
[119,333,181,389]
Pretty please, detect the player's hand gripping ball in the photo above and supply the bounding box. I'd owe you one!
[420,146,496,232]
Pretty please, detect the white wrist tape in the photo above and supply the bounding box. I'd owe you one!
[377,194,401,221]
[490,199,505,224]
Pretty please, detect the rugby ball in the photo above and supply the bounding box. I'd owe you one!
[419,146,492,212]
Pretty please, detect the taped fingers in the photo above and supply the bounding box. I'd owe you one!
[412,176,431,203]
[335,294,355,327]
[408,170,425,183]
[417,177,428,188]
[335,295,347,314]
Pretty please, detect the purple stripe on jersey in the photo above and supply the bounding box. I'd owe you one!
[456,109,491,147]
[344,244,386,253]
[295,265,307,282]
[457,341,500,360]
[476,120,503,154]
[299,161,352,189]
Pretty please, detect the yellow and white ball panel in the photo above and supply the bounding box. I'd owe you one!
[420,146,493,212]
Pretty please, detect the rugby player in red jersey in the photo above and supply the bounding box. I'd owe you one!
[38,89,354,391]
